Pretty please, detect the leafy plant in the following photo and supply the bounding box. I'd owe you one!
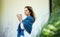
[37,0,60,37]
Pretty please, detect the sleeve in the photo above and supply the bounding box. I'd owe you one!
[17,23,21,33]
[22,16,34,34]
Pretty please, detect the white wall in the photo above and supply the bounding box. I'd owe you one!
[1,0,49,37]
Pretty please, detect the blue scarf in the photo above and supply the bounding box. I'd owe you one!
[17,16,34,37]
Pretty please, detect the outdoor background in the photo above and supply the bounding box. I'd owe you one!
[39,0,60,37]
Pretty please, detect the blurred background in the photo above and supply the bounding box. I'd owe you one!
[39,0,60,37]
[0,0,49,37]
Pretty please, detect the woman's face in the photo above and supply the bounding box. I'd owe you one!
[24,8,30,16]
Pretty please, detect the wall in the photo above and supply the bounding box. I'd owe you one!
[0,0,49,37]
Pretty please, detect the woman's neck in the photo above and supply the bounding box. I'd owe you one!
[27,15,30,16]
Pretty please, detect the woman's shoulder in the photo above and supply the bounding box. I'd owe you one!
[27,16,34,21]
[27,16,33,19]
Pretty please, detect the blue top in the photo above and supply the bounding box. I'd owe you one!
[17,16,34,35]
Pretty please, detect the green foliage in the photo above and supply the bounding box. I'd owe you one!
[39,10,60,37]
[37,0,60,37]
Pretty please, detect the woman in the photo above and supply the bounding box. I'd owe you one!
[17,6,35,37]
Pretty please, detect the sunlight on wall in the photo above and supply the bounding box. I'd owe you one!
[0,0,3,37]
[1,0,49,37]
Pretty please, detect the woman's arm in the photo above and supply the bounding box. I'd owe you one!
[16,14,22,23]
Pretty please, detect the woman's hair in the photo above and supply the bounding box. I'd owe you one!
[25,6,36,21]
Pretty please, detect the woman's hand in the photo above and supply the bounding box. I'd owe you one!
[16,14,22,23]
